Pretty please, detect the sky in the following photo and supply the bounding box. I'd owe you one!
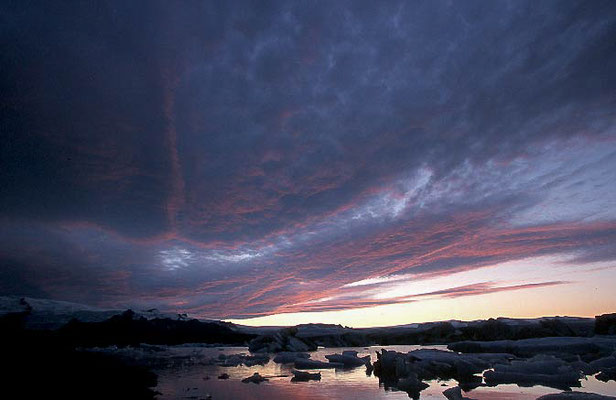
[1,1,615,327]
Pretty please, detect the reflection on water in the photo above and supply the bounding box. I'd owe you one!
[153,345,616,400]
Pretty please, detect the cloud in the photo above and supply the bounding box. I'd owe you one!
[1,1,615,321]
[270,281,571,314]
[409,281,571,299]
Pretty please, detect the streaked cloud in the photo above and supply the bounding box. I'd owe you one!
[1,0,615,325]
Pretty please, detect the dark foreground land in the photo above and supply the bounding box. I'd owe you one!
[2,297,253,399]
[2,296,615,399]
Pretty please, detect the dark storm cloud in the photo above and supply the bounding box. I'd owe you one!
[1,1,615,318]
[172,0,616,243]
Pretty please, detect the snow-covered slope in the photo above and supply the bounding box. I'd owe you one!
[0,296,187,330]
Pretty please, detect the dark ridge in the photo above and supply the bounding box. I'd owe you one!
[595,313,616,335]
[57,309,256,347]
[365,317,597,346]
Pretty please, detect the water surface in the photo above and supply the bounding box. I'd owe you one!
[153,345,616,400]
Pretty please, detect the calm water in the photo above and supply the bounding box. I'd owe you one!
[153,345,616,400]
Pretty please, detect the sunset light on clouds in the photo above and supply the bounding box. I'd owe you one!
[1,1,615,327]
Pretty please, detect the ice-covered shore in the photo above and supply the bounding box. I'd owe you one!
[90,343,615,399]
[370,336,616,398]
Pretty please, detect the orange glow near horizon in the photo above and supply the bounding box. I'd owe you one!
[226,259,616,328]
